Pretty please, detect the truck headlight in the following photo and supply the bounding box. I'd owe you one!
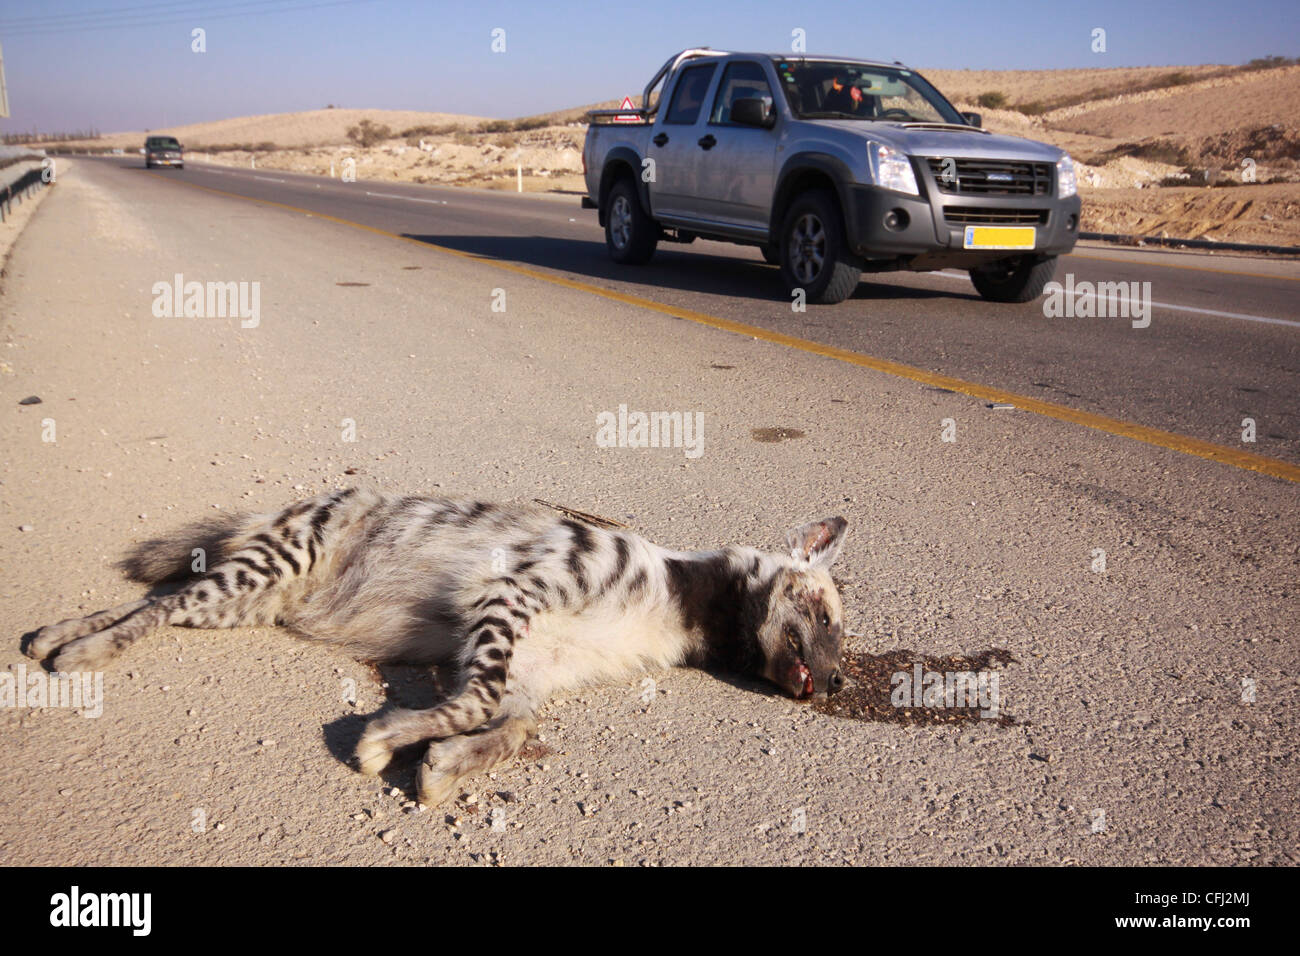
[1057,154,1077,198]
[868,142,919,195]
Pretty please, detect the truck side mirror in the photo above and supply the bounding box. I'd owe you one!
[961,111,982,128]
[732,98,774,128]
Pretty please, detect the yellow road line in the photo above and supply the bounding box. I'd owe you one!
[167,176,1300,485]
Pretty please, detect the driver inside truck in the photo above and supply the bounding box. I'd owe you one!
[823,74,868,114]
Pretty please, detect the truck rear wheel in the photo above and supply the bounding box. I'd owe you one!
[779,190,862,304]
[605,179,658,265]
[969,255,1057,303]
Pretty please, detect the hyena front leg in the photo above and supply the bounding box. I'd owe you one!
[30,535,308,672]
[26,598,153,660]
[417,710,537,807]
[356,577,536,776]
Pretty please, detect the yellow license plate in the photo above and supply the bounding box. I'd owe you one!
[963,226,1036,250]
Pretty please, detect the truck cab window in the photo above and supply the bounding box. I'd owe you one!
[664,64,717,125]
[710,61,774,125]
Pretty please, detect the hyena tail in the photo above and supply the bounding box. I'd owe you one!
[119,512,250,584]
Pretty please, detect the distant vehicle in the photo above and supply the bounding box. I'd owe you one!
[584,49,1081,304]
[144,135,184,169]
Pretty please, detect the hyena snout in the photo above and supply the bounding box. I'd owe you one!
[828,668,845,694]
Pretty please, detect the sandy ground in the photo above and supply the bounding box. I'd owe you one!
[185,128,588,194]
[923,65,1231,108]
[0,159,1296,866]
[1047,66,1300,140]
[1080,183,1300,244]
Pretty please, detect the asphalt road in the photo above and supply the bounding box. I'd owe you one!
[1,156,1296,866]
[116,155,1300,467]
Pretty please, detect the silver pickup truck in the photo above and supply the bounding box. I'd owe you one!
[583,49,1081,304]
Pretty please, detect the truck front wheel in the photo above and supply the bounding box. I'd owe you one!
[969,255,1058,303]
[779,190,862,304]
[605,179,658,265]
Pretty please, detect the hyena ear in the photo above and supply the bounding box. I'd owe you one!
[784,516,848,569]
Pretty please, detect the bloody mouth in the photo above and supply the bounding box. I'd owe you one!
[791,660,814,698]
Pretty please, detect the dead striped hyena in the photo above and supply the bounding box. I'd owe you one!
[26,488,849,805]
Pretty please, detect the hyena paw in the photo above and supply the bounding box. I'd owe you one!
[355,721,399,776]
[417,739,465,807]
[50,633,118,672]
[28,619,100,661]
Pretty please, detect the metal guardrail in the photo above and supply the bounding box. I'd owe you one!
[0,144,45,161]
[0,161,49,223]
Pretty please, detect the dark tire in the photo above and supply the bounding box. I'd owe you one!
[605,178,658,265]
[969,255,1058,303]
[760,243,780,265]
[778,189,862,304]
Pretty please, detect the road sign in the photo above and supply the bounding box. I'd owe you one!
[613,96,640,123]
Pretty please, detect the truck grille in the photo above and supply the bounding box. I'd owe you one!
[927,158,1053,196]
[944,207,1048,226]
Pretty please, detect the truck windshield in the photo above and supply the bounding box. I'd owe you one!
[772,60,963,125]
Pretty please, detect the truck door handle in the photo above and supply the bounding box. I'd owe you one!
[697,135,716,150]
[652,133,669,147]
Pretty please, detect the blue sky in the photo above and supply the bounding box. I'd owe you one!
[1,0,1297,133]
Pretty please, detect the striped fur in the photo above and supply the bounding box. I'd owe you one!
[26,488,849,805]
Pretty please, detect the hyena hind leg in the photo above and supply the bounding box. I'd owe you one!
[417,714,537,807]
[26,598,153,661]
[356,581,527,776]
[32,555,291,672]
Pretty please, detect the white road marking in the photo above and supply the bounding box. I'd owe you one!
[364,191,448,205]
[254,175,286,183]
[928,271,1299,328]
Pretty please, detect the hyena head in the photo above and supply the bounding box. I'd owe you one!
[756,517,849,699]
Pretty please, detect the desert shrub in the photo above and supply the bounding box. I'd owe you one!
[511,117,550,131]
[977,91,1007,109]
[346,119,392,148]
[1245,55,1298,70]
[1014,100,1049,116]
[400,123,459,138]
